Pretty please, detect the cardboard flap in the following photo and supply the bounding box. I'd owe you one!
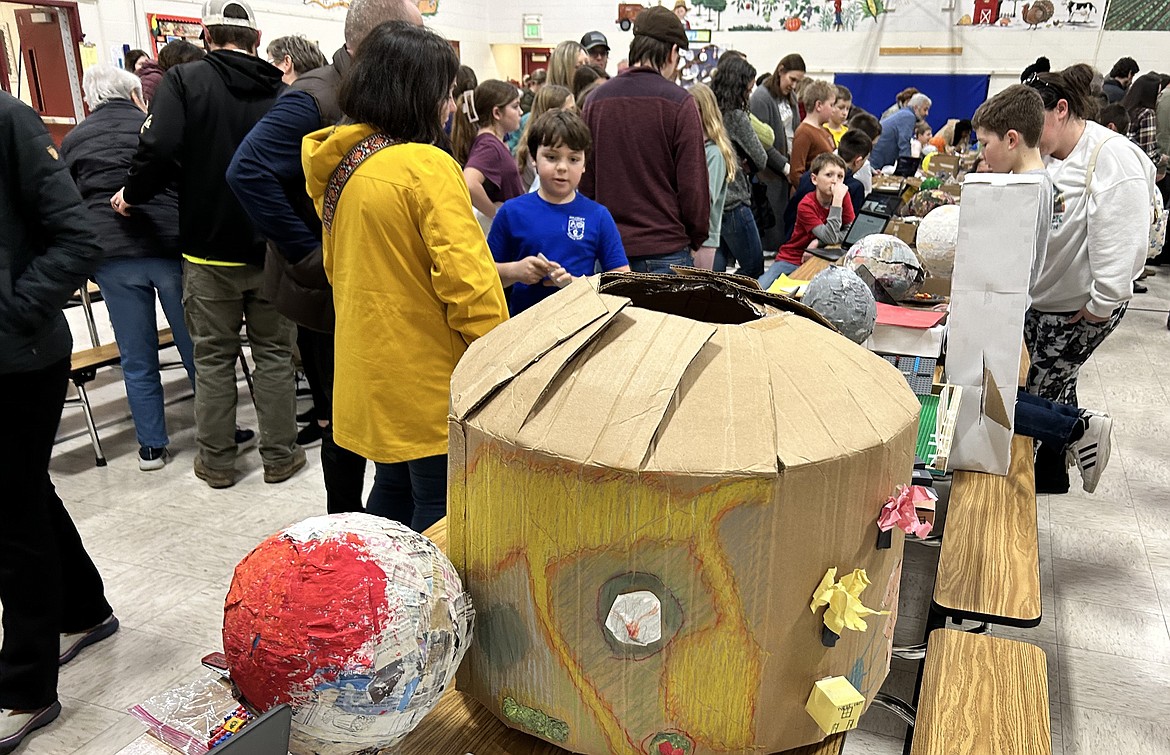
[450,279,622,420]
[980,364,1013,430]
[472,292,630,438]
[515,307,716,470]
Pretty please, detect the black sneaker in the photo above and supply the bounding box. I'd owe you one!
[138,446,169,472]
[296,422,324,446]
[1134,282,1148,294]
[296,406,317,424]
[59,615,119,665]
[235,427,257,452]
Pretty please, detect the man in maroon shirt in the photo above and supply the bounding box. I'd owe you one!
[580,6,709,274]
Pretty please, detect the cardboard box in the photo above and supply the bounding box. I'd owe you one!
[940,182,962,201]
[944,174,1041,474]
[805,677,865,735]
[448,276,920,754]
[925,154,960,180]
[885,217,919,247]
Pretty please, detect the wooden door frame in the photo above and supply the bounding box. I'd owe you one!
[1,0,84,95]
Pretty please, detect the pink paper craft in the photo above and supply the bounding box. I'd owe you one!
[877,485,934,538]
[874,302,947,330]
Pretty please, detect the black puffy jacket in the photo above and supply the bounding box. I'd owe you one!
[123,49,284,265]
[0,92,101,374]
[60,99,181,262]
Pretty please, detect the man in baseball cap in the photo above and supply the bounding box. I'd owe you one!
[580,30,610,71]
[580,5,707,275]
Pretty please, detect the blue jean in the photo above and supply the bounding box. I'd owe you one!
[758,259,800,290]
[93,257,196,448]
[628,247,693,275]
[1014,389,1080,448]
[367,454,448,532]
[714,204,764,279]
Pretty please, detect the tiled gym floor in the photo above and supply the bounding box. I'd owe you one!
[5,276,1170,754]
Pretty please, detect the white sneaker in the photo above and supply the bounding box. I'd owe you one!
[1071,412,1112,494]
[0,702,61,754]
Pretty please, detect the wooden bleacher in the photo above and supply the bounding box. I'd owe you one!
[409,518,846,755]
[910,629,1051,755]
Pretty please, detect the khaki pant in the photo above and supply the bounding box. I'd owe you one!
[182,261,298,470]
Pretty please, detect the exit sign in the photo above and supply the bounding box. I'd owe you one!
[523,14,542,40]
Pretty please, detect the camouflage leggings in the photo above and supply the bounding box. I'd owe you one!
[1024,304,1127,405]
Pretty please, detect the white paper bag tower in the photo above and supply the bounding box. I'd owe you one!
[448,275,920,754]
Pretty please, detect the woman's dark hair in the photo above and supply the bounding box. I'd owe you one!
[339,21,460,146]
[158,40,206,71]
[1028,64,1097,121]
[628,35,673,71]
[572,64,607,99]
[1121,72,1162,118]
[123,49,148,71]
[711,55,757,113]
[1108,56,1139,81]
[455,65,478,96]
[952,118,972,147]
[765,53,805,97]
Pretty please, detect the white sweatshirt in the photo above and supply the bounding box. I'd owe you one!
[1034,121,1156,316]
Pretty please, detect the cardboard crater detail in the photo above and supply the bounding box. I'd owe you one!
[447,275,920,754]
[222,513,473,755]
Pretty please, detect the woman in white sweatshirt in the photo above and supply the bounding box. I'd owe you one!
[1023,64,1156,491]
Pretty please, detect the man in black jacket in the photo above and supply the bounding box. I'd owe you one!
[115,0,304,489]
[226,0,422,512]
[0,91,118,754]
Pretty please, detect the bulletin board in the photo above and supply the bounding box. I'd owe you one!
[832,73,991,131]
[146,14,204,56]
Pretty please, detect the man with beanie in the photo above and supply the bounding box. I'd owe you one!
[226,0,423,512]
[114,0,303,490]
[580,5,709,274]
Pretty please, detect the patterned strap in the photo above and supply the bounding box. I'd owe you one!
[322,132,400,233]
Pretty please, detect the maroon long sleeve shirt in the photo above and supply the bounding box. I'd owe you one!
[581,67,710,257]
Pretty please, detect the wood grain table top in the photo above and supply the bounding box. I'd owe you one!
[910,629,1050,755]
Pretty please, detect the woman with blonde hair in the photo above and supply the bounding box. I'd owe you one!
[688,83,736,270]
[547,40,587,89]
[514,84,575,190]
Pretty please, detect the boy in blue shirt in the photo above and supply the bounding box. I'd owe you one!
[489,110,629,315]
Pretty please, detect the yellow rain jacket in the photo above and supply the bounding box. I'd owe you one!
[302,124,508,464]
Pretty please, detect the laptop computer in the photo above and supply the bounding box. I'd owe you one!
[860,192,901,217]
[210,705,291,755]
[842,210,891,250]
[893,155,922,177]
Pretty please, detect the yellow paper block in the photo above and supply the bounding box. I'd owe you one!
[805,676,866,735]
[766,274,811,296]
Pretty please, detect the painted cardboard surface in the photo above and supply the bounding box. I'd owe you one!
[447,277,919,754]
[945,174,1041,474]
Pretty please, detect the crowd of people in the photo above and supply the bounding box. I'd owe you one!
[1,0,1167,747]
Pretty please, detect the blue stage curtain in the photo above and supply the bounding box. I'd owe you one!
[833,73,991,137]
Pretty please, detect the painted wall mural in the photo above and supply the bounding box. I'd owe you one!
[654,0,1104,32]
[1104,0,1170,31]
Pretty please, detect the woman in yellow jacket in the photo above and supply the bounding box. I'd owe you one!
[302,22,508,531]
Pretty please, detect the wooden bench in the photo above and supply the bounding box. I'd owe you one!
[928,433,1041,630]
[69,328,175,467]
[910,629,1050,755]
[408,518,846,755]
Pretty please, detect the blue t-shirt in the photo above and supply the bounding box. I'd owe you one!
[488,191,628,315]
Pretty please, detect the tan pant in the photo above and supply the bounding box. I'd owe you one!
[182,261,298,469]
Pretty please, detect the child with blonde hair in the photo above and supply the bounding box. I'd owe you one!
[788,79,837,186]
[689,83,736,269]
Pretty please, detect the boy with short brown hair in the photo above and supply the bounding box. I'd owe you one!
[769,152,854,278]
[789,79,838,183]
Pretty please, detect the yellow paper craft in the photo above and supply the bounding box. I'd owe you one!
[805,676,865,735]
[810,568,889,635]
[766,274,811,297]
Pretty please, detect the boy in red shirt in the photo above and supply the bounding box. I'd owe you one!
[765,152,854,281]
